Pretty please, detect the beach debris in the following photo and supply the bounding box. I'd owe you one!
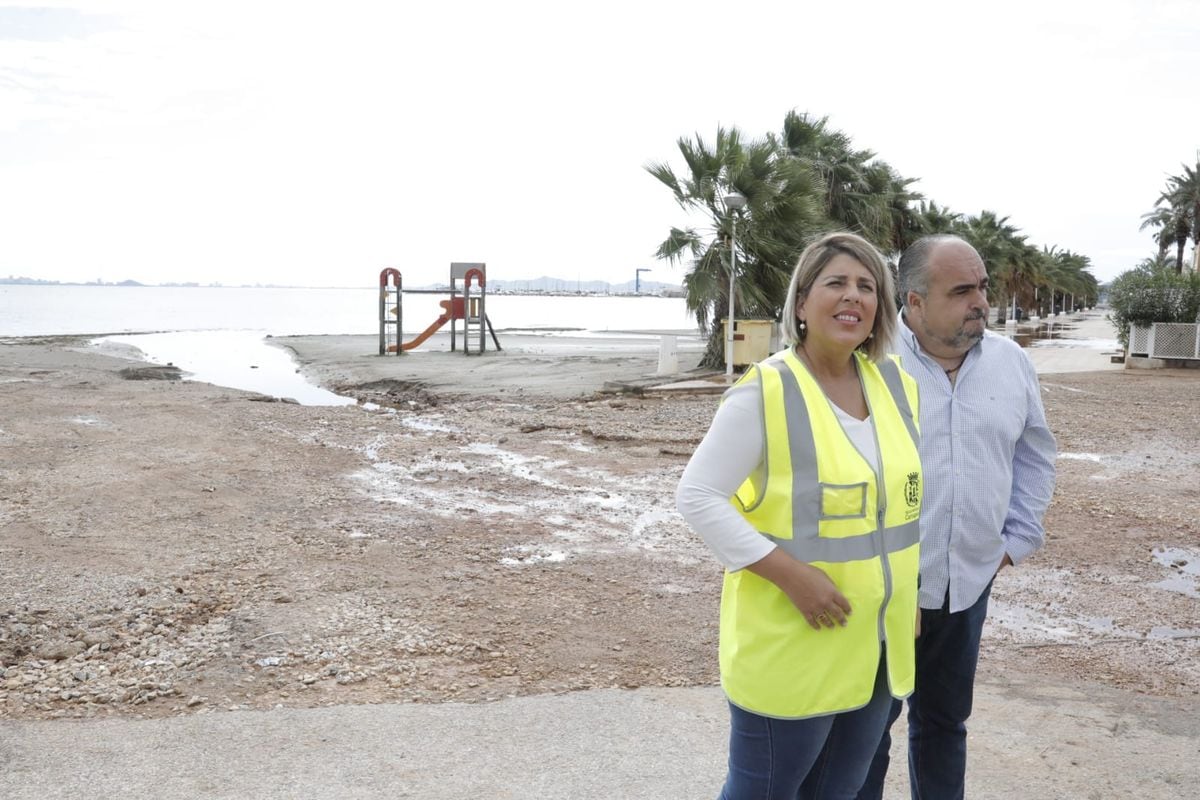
[34,641,86,661]
[247,395,300,404]
[347,379,440,408]
[118,365,182,381]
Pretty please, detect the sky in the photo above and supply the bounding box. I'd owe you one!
[2,1,1198,289]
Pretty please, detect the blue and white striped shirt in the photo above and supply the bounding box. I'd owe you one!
[894,319,1057,613]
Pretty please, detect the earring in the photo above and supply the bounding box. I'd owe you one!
[866,331,874,340]
[798,320,807,335]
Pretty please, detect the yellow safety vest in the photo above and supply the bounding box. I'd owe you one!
[720,347,922,719]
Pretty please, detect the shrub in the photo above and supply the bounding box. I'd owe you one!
[1107,264,1200,347]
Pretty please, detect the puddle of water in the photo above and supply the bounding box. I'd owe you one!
[1148,625,1200,640]
[351,462,528,517]
[986,599,1083,642]
[631,508,678,543]
[1029,337,1121,350]
[1151,547,1200,598]
[499,547,568,566]
[400,417,459,433]
[94,330,355,406]
[463,443,571,490]
[1083,616,1116,633]
[996,320,1119,351]
[546,438,596,453]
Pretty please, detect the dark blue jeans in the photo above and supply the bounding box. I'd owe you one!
[857,581,993,800]
[719,652,893,800]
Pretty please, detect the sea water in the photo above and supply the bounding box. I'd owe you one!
[0,284,696,338]
[1,284,700,405]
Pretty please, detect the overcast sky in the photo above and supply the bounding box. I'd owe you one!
[2,1,1197,288]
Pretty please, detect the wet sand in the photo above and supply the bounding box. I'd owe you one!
[275,311,1124,404]
[275,330,708,400]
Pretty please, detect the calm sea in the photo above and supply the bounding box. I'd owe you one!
[1,285,703,405]
[0,285,697,337]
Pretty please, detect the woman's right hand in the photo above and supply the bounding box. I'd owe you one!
[747,548,852,631]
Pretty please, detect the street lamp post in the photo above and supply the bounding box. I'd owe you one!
[635,268,651,294]
[723,192,747,379]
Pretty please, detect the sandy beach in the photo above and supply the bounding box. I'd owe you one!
[274,328,708,400]
[271,313,1123,402]
[2,311,1198,798]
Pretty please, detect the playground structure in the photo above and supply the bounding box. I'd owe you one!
[378,262,501,356]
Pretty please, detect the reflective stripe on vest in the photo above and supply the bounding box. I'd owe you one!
[876,357,920,447]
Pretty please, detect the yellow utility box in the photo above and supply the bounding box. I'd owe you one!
[722,319,775,367]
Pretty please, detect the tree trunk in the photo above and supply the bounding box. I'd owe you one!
[699,323,725,370]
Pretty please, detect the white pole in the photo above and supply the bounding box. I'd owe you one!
[726,215,736,379]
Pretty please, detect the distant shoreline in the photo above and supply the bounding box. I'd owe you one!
[0,280,684,297]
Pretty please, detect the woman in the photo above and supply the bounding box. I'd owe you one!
[676,231,922,799]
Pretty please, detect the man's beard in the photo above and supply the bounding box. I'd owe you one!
[936,314,986,350]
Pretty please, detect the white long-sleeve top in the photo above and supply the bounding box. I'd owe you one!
[675,367,879,571]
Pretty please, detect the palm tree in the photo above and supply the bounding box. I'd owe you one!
[1006,242,1046,319]
[1038,248,1097,314]
[1059,251,1095,311]
[866,161,924,255]
[1139,206,1175,263]
[1160,160,1200,273]
[773,111,919,256]
[646,127,826,367]
[912,200,962,237]
[957,211,1028,321]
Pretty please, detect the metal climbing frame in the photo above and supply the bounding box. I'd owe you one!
[461,265,486,355]
[449,262,499,355]
[378,262,501,355]
[378,268,402,355]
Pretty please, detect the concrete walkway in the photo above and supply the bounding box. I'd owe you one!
[1020,310,1123,374]
[2,674,1195,799]
[649,310,1123,395]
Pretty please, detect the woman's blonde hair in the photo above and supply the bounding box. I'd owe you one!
[780,231,897,362]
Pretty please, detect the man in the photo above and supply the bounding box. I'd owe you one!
[857,235,1057,799]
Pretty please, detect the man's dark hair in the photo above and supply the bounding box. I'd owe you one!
[898,234,963,308]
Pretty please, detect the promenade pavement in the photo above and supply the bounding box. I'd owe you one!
[1019,310,1123,374]
[3,674,1194,799]
[649,309,1123,395]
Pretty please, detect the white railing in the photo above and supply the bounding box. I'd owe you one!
[1129,323,1200,360]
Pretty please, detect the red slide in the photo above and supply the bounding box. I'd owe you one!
[386,298,463,352]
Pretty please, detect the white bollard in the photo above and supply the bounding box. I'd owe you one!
[656,335,678,376]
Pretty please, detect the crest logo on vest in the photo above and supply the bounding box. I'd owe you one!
[904,471,921,512]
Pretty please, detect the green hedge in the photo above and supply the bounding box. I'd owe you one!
[1107,266,1200,348]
